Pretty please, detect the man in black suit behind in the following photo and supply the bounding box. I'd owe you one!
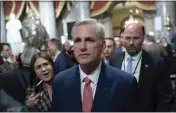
[47,38,71,75]
[0,47,38,111]
[109,23,173,112]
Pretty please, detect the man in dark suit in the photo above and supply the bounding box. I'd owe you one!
[0,67,30,111]
[0,47,38,111]
[103,38,116,64]
[161,37,173,74]
[109,23,173,111]
[143,34,167,57]
[47,38,71,75]
[0,43,17,74]
[52,18,138,112]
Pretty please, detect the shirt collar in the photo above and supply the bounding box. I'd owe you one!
[124,49,142,62]
[3,58,7,62]
[3,57,13,63]
[54,51,61,62]
[79,61,102,85]
[104,59,109,65]
[163,43,168,47]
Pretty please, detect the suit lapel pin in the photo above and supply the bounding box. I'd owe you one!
[145,64,149,68]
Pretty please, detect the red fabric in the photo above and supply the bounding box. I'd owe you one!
[82,77,93,112]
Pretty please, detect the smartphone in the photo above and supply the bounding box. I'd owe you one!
[35,80,43,93]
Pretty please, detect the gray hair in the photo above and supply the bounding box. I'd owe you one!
[49,38,62,50]
[145,34,156,43]
[71,18,105,40]
[20,47,39,66]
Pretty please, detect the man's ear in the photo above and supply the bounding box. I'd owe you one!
[101,40,105,52]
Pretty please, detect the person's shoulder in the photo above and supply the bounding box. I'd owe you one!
[112,51,124,57]
[109,51,124,61]
[106,65,135,83]
[143,50,163,62]
[0,69,24,88]
[142,50,164,67]
[1,69,16,80]
[105,65,136,89]
[151,54,163,61]
[57,52,67,60]
[54,65,78,82]
[58,51,66,56]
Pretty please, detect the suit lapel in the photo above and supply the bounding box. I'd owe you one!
[116,52,125,69]
[69,66,82,112]
[138,51,151,90]
[92,62,112,112]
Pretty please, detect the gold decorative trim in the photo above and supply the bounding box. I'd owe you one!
[120,15,144,28]
[16,1,25,19]
[134,0,155,11]
[90,1,95,9]
[29,1,40,16]
[56,1,66,18]
[67,1,71,11]
[11,0,16,14]
[91,2,112,17]
[5,0,16,20]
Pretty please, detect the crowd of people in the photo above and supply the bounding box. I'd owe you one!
[0,18,176,112]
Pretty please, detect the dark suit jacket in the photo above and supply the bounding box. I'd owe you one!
[52,62,138,112]
[163,44,175,74]
[0,66,31,111]
[0,61,15,74]
[54,51,71,75]
[109,50,173,112]
[0,89,23,112]
[163,43,172,58]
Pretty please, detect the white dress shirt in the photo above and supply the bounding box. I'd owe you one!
[3,57,13,63]
[103,58,109,65]
[79,61,102,102]
[121,50,142,82]
[53,51,61,62]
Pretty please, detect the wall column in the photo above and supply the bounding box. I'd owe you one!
[62,2,90,41]
[143,12,155,35]
[102,16,113,38]
[0,1,6,42]
[39,1,57,39]
[155,1,176,42]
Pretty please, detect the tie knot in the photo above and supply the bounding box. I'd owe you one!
[128,57,133,61]
[83,77,91,85]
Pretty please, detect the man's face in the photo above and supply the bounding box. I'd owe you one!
[1,45,11,58]
[103,40,115,58]
[64,42,71,51]
[114,37,121,48]
[47,41,56,56]
[123,24,144,56]
[73,24,103,65]
[161,38,167,45]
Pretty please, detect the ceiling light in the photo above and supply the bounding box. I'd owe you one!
[149,31,154,36]
[136,9,139,14]
[129,9,133,13]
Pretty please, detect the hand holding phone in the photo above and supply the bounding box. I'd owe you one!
[25,93,40,107]
[35,80,43,93]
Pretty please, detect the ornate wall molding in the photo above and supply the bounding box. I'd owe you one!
[134,0,156,11]
[55,2,66,18]
[91,2,112,17]
[5,1,25,20]
[28,1,39,16]
[143,12,155,19]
